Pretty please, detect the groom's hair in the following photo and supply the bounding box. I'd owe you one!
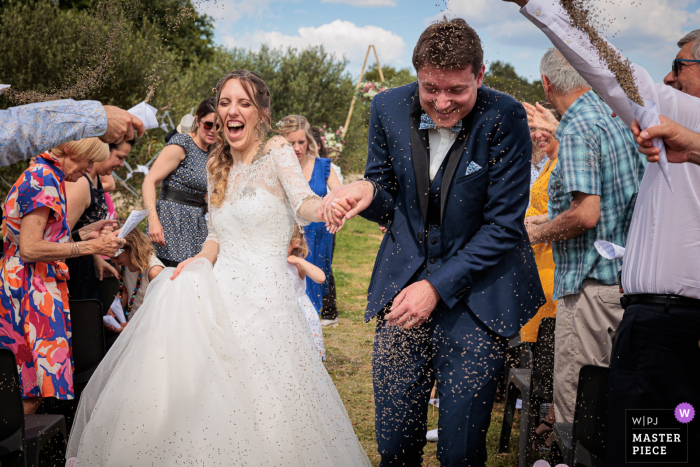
[412,17,483,75]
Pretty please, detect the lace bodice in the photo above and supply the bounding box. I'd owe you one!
[205,138,319,257]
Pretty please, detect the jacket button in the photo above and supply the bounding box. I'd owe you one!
[430,258,436,264]
[431,238,437,245]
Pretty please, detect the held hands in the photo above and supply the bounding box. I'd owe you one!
[99,105,145,145]
[631,116,700,165]
[523,102,559,135]
[318,180,375,229]
[386,280,440,330]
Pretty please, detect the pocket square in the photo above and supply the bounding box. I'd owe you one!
[465,161,483,176]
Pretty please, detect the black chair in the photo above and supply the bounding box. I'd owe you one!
[552,365,610,467]
[0,349,67,467]
[97,276,119,319]
[69,299,106,389]
[498,317,556,467]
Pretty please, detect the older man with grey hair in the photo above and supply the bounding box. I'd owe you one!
[525,47,646,440]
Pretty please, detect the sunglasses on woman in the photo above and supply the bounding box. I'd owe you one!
[201,120,220,131]
[671,58,700,76]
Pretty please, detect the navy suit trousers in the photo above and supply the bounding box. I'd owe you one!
[373,301,507,467]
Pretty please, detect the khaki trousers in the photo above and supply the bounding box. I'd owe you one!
[552,279,624,425]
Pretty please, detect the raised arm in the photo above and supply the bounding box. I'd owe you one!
[0,100,144,167]
[508,0,700,131]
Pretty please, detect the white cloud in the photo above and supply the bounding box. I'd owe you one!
[224,20,406,68]
[321,0,397,7]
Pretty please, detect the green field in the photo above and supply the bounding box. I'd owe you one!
[323,216,523,467]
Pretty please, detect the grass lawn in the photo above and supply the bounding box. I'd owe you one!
[323,216,524,467]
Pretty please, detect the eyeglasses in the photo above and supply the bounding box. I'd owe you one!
[201,120,220,131]
[671,58,700,76]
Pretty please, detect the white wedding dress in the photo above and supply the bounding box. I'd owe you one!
[66,139,370,466]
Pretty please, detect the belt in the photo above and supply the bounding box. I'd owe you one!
[621,293,700,310]
[160,185,206,209]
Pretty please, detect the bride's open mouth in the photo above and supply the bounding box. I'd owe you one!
[227,119,245,139]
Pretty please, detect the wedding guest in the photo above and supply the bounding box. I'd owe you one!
[65,138,135,298]
[0,139,123,414]
[279,115,342,315]
[524,48,645,436]
[521,107,560,448]
[106,226,165,333]
[310,125,340,326]
[507,1,700,460]
[143,98,216,267]
[0,100,144,166]
[287,225,326,360]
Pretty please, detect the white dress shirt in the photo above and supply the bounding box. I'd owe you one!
[428,128,458,182]
[522,0,700,299]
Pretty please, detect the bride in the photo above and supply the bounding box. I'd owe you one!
[66,70,370,466]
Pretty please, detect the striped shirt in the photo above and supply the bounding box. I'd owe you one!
[547,91,646,301]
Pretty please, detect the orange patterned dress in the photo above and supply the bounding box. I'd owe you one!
[520,158,558,343]
[0,153,73,399]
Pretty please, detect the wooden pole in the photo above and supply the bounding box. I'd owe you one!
[372,45,385,82]
[341,45,373,139]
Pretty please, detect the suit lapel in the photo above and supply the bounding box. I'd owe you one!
[440,110,475,221]
[409,90,430,224]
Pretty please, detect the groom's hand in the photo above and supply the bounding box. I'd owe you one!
[386,280,440,329]
[318,180,374,226]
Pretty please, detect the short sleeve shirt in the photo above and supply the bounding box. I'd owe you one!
[547,91,646,300]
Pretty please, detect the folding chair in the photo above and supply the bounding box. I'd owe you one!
[69,299,106,389]
[0,349,67,467]
[498,317,556,467]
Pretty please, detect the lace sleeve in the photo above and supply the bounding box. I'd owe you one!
[204,171,219,244]
[267,137,320,226]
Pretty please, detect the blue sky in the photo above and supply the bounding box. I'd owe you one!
[201,0,700,83]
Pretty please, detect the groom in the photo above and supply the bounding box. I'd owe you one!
[323,18,545,466]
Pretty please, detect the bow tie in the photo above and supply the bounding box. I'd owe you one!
[419,113,463,134]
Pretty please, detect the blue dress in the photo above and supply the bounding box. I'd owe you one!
[149,134,209,262]
[304,158,334,312]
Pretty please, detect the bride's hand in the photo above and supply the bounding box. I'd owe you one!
[324,196,358,234]
[171,257,197,280]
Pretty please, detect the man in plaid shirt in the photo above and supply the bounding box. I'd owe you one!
[526,48,646,430]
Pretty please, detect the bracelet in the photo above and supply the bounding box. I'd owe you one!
[71,230,82,242]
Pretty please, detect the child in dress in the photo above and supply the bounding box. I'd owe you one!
[104,226,165,333]
[287,225,326,360]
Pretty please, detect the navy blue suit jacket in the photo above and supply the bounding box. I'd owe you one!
[360,82,545,338]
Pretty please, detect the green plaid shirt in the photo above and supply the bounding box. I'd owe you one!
[548,91,646,301]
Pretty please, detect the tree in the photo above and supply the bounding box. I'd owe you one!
[483,60,545,104]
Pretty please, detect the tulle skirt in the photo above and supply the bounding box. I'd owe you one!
[67,259,369,466]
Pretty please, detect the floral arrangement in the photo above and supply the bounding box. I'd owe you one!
[320,125,346,159]
[355,81,387,102]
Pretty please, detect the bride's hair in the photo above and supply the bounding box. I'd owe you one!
[209,70,272,208]
[277,115,319,158]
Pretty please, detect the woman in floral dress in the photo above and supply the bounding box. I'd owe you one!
[0,138,122,413]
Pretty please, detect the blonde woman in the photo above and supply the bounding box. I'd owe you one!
[67,70,369,466]
[279,115,342,318]
[0,138,122,413]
